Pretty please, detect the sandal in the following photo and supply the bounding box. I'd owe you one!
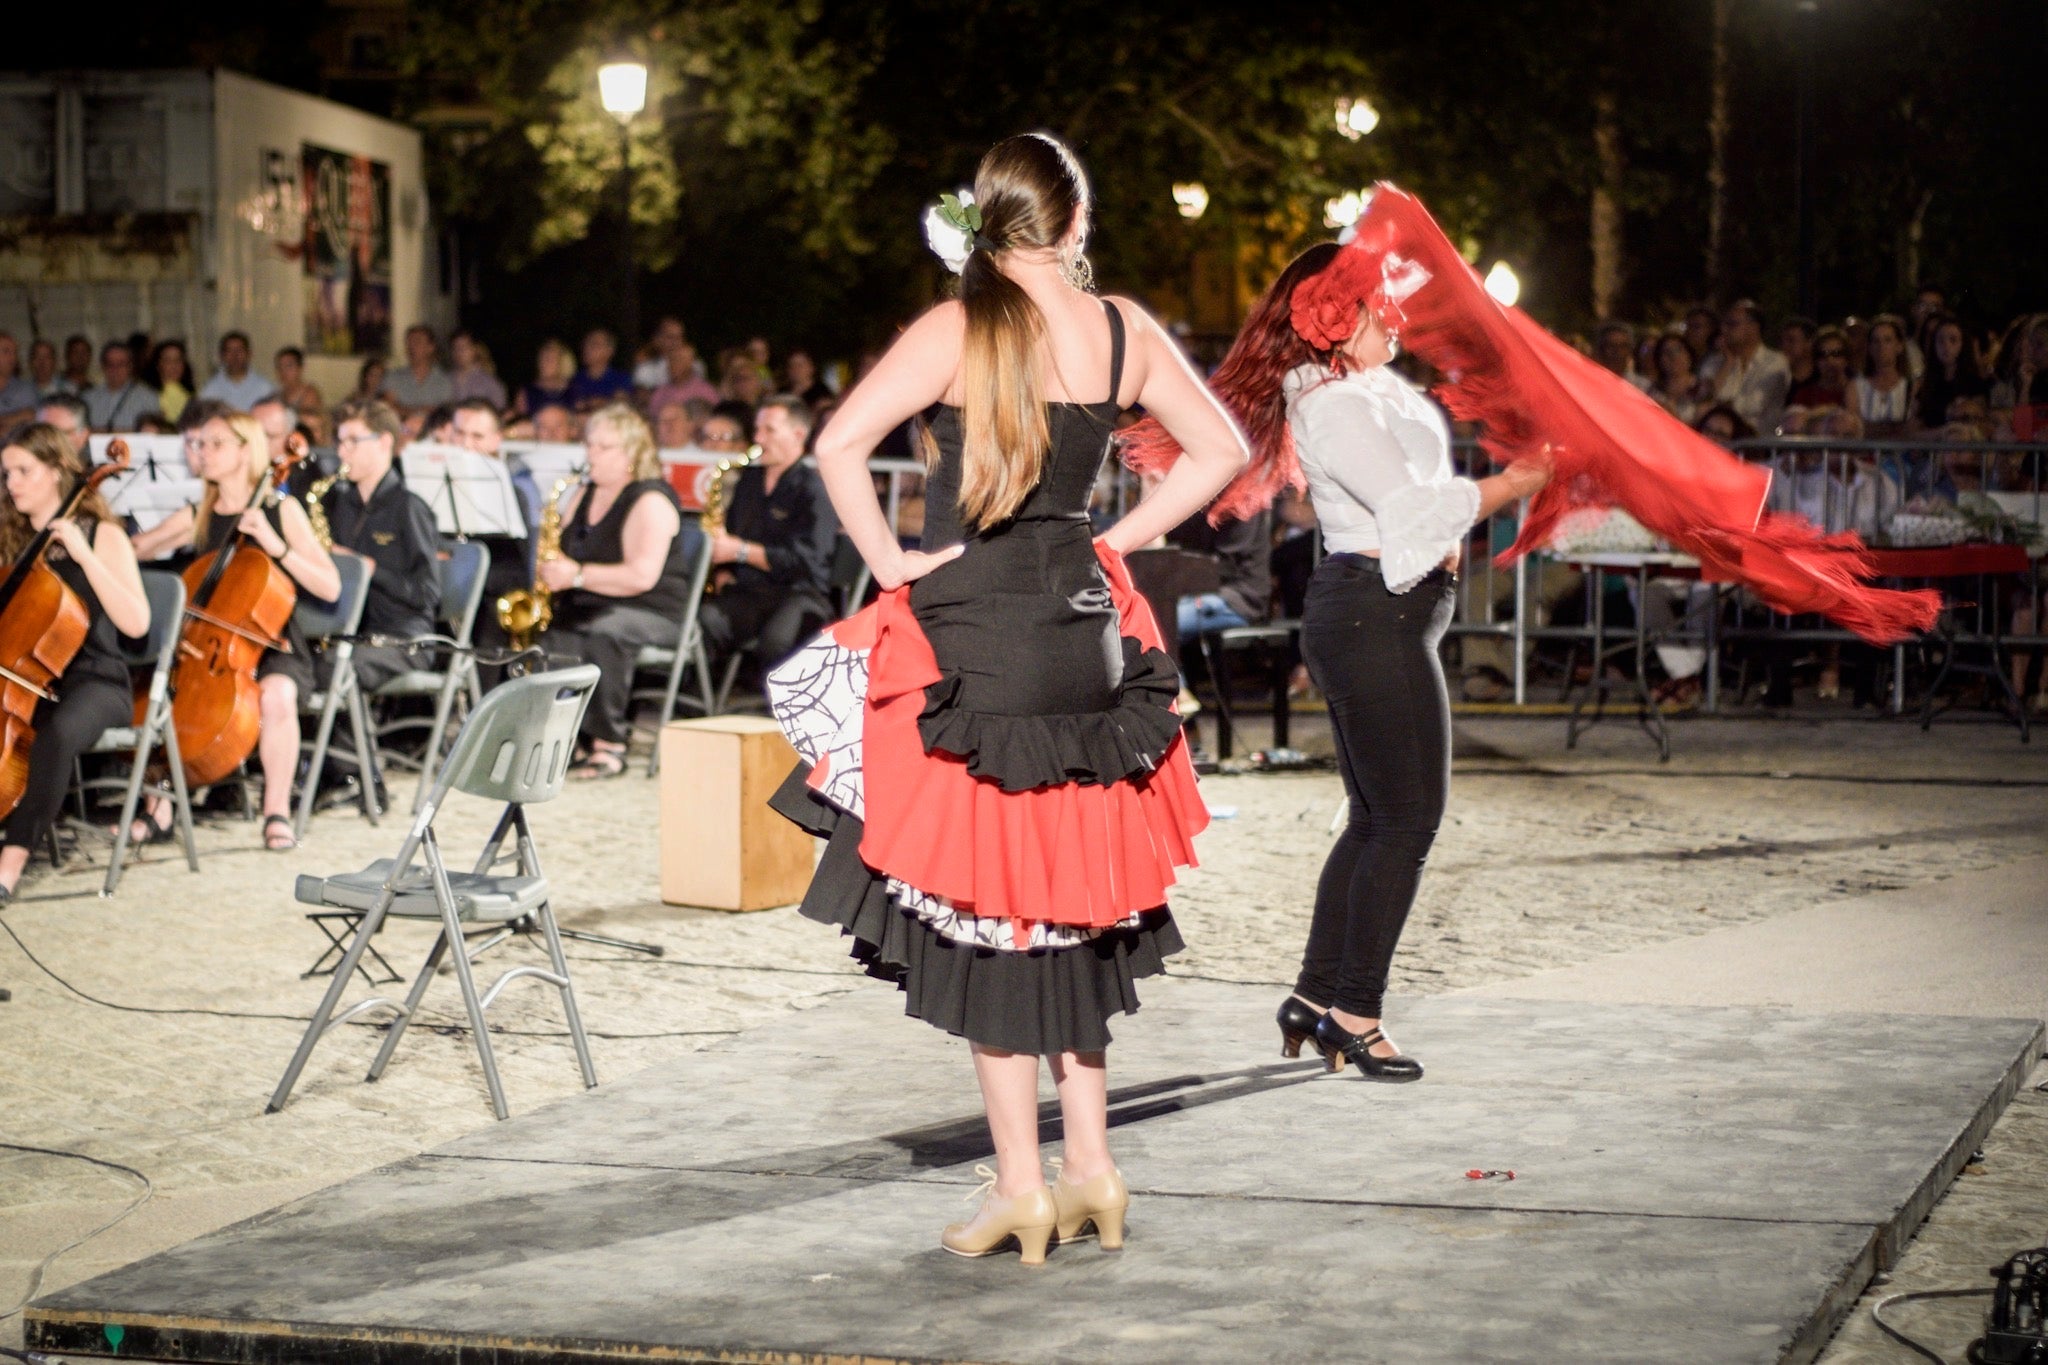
[125,802,176,847]
[263,814,298,852]
[570,747,628,780]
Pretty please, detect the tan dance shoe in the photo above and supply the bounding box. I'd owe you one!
[941,1165,1057,1265]
[1049,1159,1129,1250]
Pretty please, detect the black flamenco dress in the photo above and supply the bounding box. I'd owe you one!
[767,301,1207,1055]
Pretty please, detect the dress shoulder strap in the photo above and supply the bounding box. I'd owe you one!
[1101,297,1127,409]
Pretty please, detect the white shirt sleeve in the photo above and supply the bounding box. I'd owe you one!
[1293,379,1481,593]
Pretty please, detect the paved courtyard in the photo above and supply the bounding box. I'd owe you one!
[3,708,2044,1361]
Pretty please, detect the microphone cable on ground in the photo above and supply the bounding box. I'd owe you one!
[0,1143,154,1325]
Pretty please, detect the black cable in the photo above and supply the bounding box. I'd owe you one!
[0,1143,153,1325]
[0,918,308,1022]
[1870,1288,1993,1364]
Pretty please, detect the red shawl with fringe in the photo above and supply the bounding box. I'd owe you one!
[1134,186,1941,645]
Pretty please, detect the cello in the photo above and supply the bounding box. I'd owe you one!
[165,432,308,789]
[0,438,133,822]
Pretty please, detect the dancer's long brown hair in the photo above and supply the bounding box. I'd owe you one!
[1121,242,1344,523]
[935,133,1092,530]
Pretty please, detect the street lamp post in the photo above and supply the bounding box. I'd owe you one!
[599,59,648,355]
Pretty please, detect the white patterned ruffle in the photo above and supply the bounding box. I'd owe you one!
[1376,477,1481,593]
[768,630,1133,954]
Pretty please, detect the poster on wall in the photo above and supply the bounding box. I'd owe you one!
[302,144,392,357]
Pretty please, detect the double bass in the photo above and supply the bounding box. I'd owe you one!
[165,433,309,789]
[0,439,133,822]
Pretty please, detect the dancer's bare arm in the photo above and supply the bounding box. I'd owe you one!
[1095,299,1248,555]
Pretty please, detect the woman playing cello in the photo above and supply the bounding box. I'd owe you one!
[0,423,152,899]
[131,411,339,850]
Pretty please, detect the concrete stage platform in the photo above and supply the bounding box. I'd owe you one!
[26,979,2042,1365]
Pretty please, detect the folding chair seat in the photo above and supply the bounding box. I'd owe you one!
[367,538,490,810]
[267,664,602,1121]
[630,520,717,774]
[292,553,381,839]
[1199,619,1305,760]
[76,569,201,895]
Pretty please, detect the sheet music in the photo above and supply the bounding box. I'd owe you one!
[504,440,588,497]
[93,434,205,534]
[401,442,528,538]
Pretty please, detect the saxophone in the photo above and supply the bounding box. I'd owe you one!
[495,476,574,649]
[303,456,347,549]
[699,444,759,534]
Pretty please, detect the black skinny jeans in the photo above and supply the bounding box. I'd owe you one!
[1294,554,1457,1018]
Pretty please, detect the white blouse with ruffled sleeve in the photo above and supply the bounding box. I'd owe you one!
[1283,362,1481,593]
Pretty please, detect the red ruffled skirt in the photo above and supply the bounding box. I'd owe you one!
[768,537,1205,1054]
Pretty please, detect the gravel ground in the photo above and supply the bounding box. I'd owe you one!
[2,706,2042,1360]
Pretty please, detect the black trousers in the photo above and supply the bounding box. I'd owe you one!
[4,674,132,855]
[1294,555,1457,1018]
[698,581,830,677]
[548,603,680,744]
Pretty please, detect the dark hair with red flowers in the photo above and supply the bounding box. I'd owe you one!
[1122,241,1344,524]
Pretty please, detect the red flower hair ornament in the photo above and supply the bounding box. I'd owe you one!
[1288,211,1433,353]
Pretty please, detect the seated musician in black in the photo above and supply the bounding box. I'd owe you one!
[321,398,444,693]
[446,398,542,684]
[0,423,152,899]
[698,394,839,683]
[538,402,697,779]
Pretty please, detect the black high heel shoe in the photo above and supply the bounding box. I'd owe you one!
[1312,1013,1424,1082]
[1276,997,1324,1059]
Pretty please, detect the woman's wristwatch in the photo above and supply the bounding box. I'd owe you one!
[572,564,586,589]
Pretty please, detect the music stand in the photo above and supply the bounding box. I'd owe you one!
[503,440,587,499]
[401,442,528,540]
[96,435,206,539]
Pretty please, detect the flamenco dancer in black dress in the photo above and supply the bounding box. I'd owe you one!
[766,134,1245,1263]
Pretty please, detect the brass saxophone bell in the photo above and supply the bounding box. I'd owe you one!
[497,475,577,649]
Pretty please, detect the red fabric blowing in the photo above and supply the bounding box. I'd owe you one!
[1343,188,1939,644]
[822,543,1209,934]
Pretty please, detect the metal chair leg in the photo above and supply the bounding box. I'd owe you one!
[296,684,347,840]
[414,664,466,814]
[267,890,399,1114]
[101,712,158,897]
[424,829,509,1119]
[348,682,382,824]
[535,901,598,1090]
[163,719,200,873]
[365,927,452,1082]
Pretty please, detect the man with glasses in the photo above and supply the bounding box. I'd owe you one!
[83,342,158,432]
[1696,299,1791,435]
[322,398,444,693]
[35,394,92,460]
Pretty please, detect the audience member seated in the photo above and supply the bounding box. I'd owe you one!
[1695,299,1790,434]
[1849,313,1913,438]
[537,403,696,779]
[448,330,507,409]
[141,340,190,427]
[1786,325,1850,414]
[649,340,720,413]
[27,339,63,400]
[632,316,689,391]
[1694,402,1754,447]
[567,329,634,411]
[518,338,575,417]
[698,395,839,684]
[1915,314,1990,435]
[532,401,577,444]
[1169,506,1272,650]
[1647,333,1700,424]
[58,335,93,394]
[273,346,325,438]
[0,332,43,429]
[385,324,455,421]
[653,399,696,451]
[35,394,91,460]
[82,341,157,431]
[0,423,153,896]
[197,331,276,409]
[131,410,341,850]
[783,349,833,407]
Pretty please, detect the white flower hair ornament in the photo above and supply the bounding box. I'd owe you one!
[923,190,984,275]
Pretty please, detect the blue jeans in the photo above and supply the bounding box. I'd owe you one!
[1178,593,1249,639]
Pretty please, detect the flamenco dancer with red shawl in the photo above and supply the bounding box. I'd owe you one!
[1125,186,1940,1083]
[764,134,1246,1264]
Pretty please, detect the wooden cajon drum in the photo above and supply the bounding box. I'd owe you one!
[658,717,815,911]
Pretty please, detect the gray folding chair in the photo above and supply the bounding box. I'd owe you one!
[293,553,380,840]
[631,520,716,775]
[367,539,490,812]
[266,665,601,1121]
[77,570,201,896]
